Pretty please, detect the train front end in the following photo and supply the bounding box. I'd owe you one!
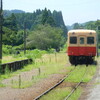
[67,29,96,65]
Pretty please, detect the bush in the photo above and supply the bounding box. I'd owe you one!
[25,49,47,59]
[47,48,56,53]
[3,45,16,55]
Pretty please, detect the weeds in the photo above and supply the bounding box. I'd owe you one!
[40,87,71,100]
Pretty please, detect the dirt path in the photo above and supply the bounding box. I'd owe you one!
[0,73,65,100]
[2,68,39,86]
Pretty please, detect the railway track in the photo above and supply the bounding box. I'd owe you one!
[34,66,79,100]
[64,66,88,100]
[34,66,88,100]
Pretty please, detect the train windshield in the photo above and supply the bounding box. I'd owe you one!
[70,37,77,44]
[87,37,94,44]
[80,37,84,44]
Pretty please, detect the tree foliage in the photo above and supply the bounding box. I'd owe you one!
[3,8,67,33]
[3,27,17,46]
[27,25,65,50]
[3,8,67,48]
[41,8,56,27]
[3,13,18,31]
[73,23,80,29]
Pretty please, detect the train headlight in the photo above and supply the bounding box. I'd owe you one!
[72,32,75,35]
[90,32,92,35]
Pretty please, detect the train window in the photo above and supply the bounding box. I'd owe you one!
[87,37,94,44]
[80,37,84,44]
[70,37,77,44]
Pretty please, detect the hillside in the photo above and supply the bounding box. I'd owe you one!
[3,9,67,33]
[2,8,68,51]
[3,10,25,17]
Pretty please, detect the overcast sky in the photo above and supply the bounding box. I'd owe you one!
[3,0,100,25]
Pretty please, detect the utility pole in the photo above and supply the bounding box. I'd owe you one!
[0,0,3,59]
[24,22,26,54]
[97,25,100,57]
[96,20,100,57]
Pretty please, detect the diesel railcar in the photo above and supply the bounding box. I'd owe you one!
[67,29,97,65]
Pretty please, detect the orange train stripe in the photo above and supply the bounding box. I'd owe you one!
[67,47,96,56]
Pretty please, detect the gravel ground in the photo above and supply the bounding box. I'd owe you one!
[0,66,67,100]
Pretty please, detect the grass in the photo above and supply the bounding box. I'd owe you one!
[40,87,82,100]
[65,65,87,82]
[65,65,97,83]
[68,87,82,100]
[0,81,6,87]
[2,49,47,64]
[83,65,97,82]
[40,87,71,100]
[2,56,27,64]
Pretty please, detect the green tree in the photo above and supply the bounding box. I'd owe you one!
[41,8,49,25]
[73,23,80,29]
[95,20,100,29]
[41,8,56,27]
[16,30,24,45]
[27,24,65,50]
[4,13,18,31]
[3,27,17,45]
[46,16,56,27]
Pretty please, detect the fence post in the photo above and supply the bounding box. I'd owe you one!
[38,68,41,75]
[49,54,51,63]
[0,60,2,73]
[11,79,13,85]
[32,75,34,80]
[19,75,21,88]
[55,52,57,62]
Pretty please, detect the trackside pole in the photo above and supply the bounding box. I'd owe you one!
[96,26,99,57]
[0,0,3,73]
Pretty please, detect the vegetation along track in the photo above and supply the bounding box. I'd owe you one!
[34,66,77,100]
[64,66,88,100]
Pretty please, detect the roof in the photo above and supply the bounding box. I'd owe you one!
[68,29,96,34]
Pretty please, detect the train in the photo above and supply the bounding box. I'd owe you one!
[67,29,97,65]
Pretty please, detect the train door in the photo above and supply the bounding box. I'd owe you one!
[78,36,86,55]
